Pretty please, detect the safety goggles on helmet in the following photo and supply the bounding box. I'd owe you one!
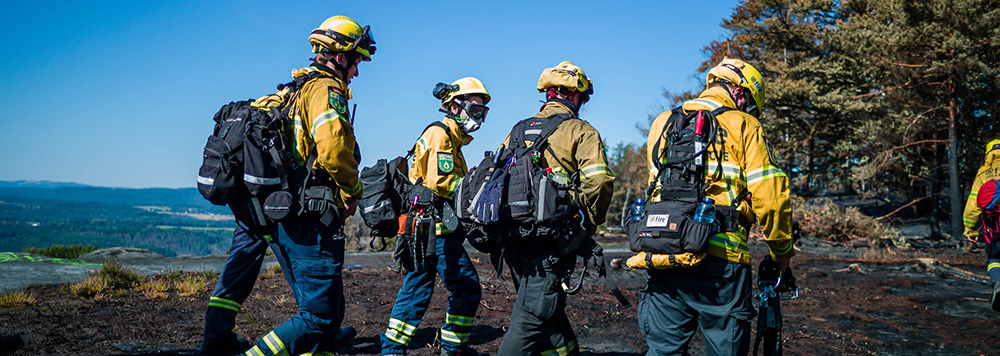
[312,25,377,60]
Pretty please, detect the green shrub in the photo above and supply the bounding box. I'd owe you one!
[23,244,98,259]
[792,196,899,242]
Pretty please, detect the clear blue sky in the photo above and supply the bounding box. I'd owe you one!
[0,0,740,188]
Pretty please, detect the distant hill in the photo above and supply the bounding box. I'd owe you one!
[0,180,94,189]
[0,181,229,215]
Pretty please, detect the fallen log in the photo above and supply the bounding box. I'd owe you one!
[916,258,989,285]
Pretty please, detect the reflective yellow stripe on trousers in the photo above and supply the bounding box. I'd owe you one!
[541,339,578,356]
[385,318,417,345]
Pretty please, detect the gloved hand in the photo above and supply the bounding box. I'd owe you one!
[473,181,503,224]
[577,236,605,275]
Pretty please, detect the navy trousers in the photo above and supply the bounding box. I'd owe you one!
[382,233,482,354]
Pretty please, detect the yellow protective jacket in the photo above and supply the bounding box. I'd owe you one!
[409,117,472,235]
[963,150,1000,239]
[645,87,794,265]
[502,101,615,227]
[255,65,362,206]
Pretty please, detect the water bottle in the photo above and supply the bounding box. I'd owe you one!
[630,198,646,222]
[693,197,716,224]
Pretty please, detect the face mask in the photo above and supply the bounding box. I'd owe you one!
[453,100,489,133]
[456,116,482,133]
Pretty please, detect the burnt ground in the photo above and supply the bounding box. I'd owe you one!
[1,236,999,356]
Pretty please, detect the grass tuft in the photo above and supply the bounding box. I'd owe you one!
[137,278,170,299]
[69,260,145,299]
[0,291,37,308]
[23,244,98,259]
[174,271,213,298]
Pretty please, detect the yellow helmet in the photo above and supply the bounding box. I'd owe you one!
[706,57,765,113]
[435,77,491,110]
[537,61,594,95]
[987,139,1000,154]
[308,16,376,61]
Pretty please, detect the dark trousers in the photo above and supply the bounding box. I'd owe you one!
[497,242,579,356]
[203,219,291,341]
[986,239,1000,284]
[381,233,482,354]
[243,216,346,356]
[640,256,755,356]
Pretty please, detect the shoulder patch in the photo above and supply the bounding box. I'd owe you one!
[329,86,347,115]
[764,136,778,163]
[437,153,454,174]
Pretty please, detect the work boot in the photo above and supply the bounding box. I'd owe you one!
[992,282,1000,312]
[440,346,485,356]
[200,335,251,356]
[0,335,24,356]
[335,326,358,346]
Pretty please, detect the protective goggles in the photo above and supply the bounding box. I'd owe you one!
[460,101,489,122]
[313,25,377,58]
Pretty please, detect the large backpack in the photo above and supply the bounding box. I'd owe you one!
[358,122,447,246]
[458,113,579,247]
[197,72,330,229]
[977,179,1000,243]
[626,106,748,256]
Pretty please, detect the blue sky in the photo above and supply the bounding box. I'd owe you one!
[0,0,740,188]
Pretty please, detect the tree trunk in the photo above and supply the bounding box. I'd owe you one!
[929,132,941,239]
[947,77,962,243]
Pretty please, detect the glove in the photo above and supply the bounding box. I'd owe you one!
[393,234,413,273]
[473,181,503,224]
[577,236,605,275]
[465,225,500,254]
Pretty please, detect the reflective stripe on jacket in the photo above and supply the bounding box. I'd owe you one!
[646,87,794,264]
[256,65,362,206]
[410,117,472,235]
[502,101,615,227]
[963,150,1000,238]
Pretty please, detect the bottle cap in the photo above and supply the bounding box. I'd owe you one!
[701,197,715,204]
[635,198,645,204]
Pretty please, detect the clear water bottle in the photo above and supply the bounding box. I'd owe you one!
[630,198,646,222]
[693,197,716,224]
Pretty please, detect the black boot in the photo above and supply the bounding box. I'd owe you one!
[992,282,1000,312]
[200,335,251,356]
[0,335,24,356]
[335,326,358,346]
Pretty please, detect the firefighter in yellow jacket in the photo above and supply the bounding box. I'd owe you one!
[634,58,794,355]
[381,78,489,356]
[962,139,1000,311]
[496,61,615,356]
[239,15,374,356]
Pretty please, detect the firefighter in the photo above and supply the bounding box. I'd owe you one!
[236,15,374,356]
[380,78,489,356]
[639,58,794,355]
[962,139,1000,311]
[496,61,615,356]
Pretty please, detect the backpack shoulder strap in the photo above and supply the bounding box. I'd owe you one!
[650,107,684,173]
[406,121,451,159]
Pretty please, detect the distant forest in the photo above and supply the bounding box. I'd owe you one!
[0,186,235,256]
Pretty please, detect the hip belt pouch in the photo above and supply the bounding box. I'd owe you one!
[627,200,714,254]
[535,173,574,224]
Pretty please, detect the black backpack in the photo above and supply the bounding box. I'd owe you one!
[626,106,748,255]
[197,72,330,229]
[358,122,447,246]
[458,113,579,246]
